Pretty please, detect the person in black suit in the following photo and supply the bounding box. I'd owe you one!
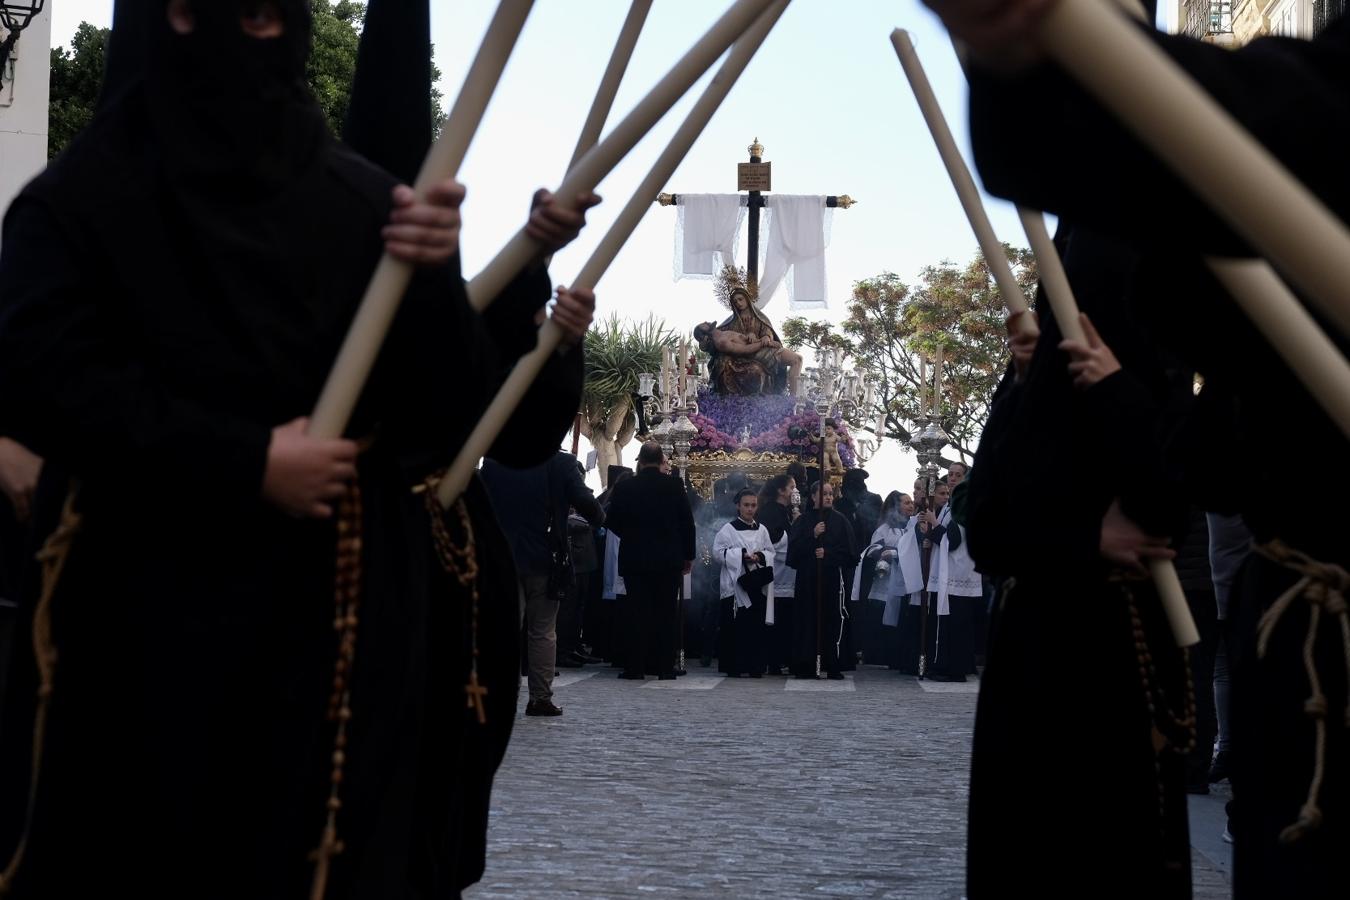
[604,442,695,680]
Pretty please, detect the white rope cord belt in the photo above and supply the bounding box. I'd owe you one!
[1253,539,1350,845]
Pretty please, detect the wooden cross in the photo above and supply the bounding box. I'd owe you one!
[308,823,345,900]
[656,137,854,288]
[1150,724,1168,754]
[465,669,489,725]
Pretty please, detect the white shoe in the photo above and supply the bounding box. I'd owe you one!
[1222,828,1234,844]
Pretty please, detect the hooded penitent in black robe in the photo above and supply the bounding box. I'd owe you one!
[786,504,855,677]
[962,12,1349,899]
[339,0,578,889]
[962,229,1195,898]
[0,3,578,898]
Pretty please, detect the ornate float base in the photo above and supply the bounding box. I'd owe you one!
[685,448,841,500]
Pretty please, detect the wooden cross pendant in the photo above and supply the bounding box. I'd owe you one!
[1150,724,1169,754]
[465,669,489,725]
[308,824,345,900]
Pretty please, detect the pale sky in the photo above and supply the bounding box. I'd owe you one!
[45,1,1089,493]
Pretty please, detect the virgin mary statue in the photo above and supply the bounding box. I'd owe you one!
[693,267,801,396]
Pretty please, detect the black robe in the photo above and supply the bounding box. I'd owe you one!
[337,0,585,883]
[786,507,855,676]
[0,73,576,900]
[960,235,1194,897]
[964,18,1350,899]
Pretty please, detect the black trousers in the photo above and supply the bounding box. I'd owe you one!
[768,595,793,671]
[933,594,979,677]
[622,571,680,677]
[896,595,933,675]
[728,593,769,676]
[1184,586,1219,789]
[556,574,584,658]
[699,592,720,663]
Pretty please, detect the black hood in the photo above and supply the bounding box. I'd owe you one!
[142,0,326,193]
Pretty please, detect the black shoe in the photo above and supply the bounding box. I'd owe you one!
[1209,750,1232,784]
[618,672,645,680]
[675,668,688,676]
[794,673,819,680]
[927,673,967,683]
[525,700,563,717]
[827,672,845,681]
[658,673,677,681]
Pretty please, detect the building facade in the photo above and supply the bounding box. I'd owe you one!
[0,5,51,237]
[1225,0,1346,44]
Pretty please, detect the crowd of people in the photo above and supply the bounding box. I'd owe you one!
[520,449,987,690]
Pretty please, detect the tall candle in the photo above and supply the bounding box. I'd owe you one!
[891,29,1037,338]
[918,355,928,418]
[308,0,535,438]
[1037,0,1350,337]
[566,0,654,171]
[933,344,944,420]
[678,340,689,399]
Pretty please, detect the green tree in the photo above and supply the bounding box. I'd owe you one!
[782,245,1038,463]
[47,23,108,159]
[47,3,444,159]
[581,315,676,485]
[306,0,364,134]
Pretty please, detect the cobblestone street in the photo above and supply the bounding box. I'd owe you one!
[467,666,1233,899]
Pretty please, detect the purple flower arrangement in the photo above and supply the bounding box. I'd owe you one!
[689,413,737,452]
[689,389,857,466]
[695,392,797,437]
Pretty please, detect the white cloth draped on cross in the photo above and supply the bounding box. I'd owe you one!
[759,194,831,310]
[673,193,831,309]
[674,193,746,279]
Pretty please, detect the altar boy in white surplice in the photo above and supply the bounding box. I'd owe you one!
[923,482,980,682]
[851,493,926,670]
[713,489,776,677]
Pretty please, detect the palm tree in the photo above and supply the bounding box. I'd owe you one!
[581,314,675,485]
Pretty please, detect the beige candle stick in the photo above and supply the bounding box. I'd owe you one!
[918,355,928,418]
[435,1,790,508]
[1038,0,1350,338]
[1207,258,1350,438]
[308,0,535,438]
[567,0,653,171]
[467,0,778,311]
[891,29,1037,338]
[678,339,689,400]
[1149,558,1201,647]
[1017,207,1086,343]
[1018,208,1201,647]
[932,344,943,419]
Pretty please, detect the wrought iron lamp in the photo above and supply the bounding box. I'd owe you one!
[0,1,45,91]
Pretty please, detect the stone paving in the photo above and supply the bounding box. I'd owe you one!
[466,665,1232,899]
